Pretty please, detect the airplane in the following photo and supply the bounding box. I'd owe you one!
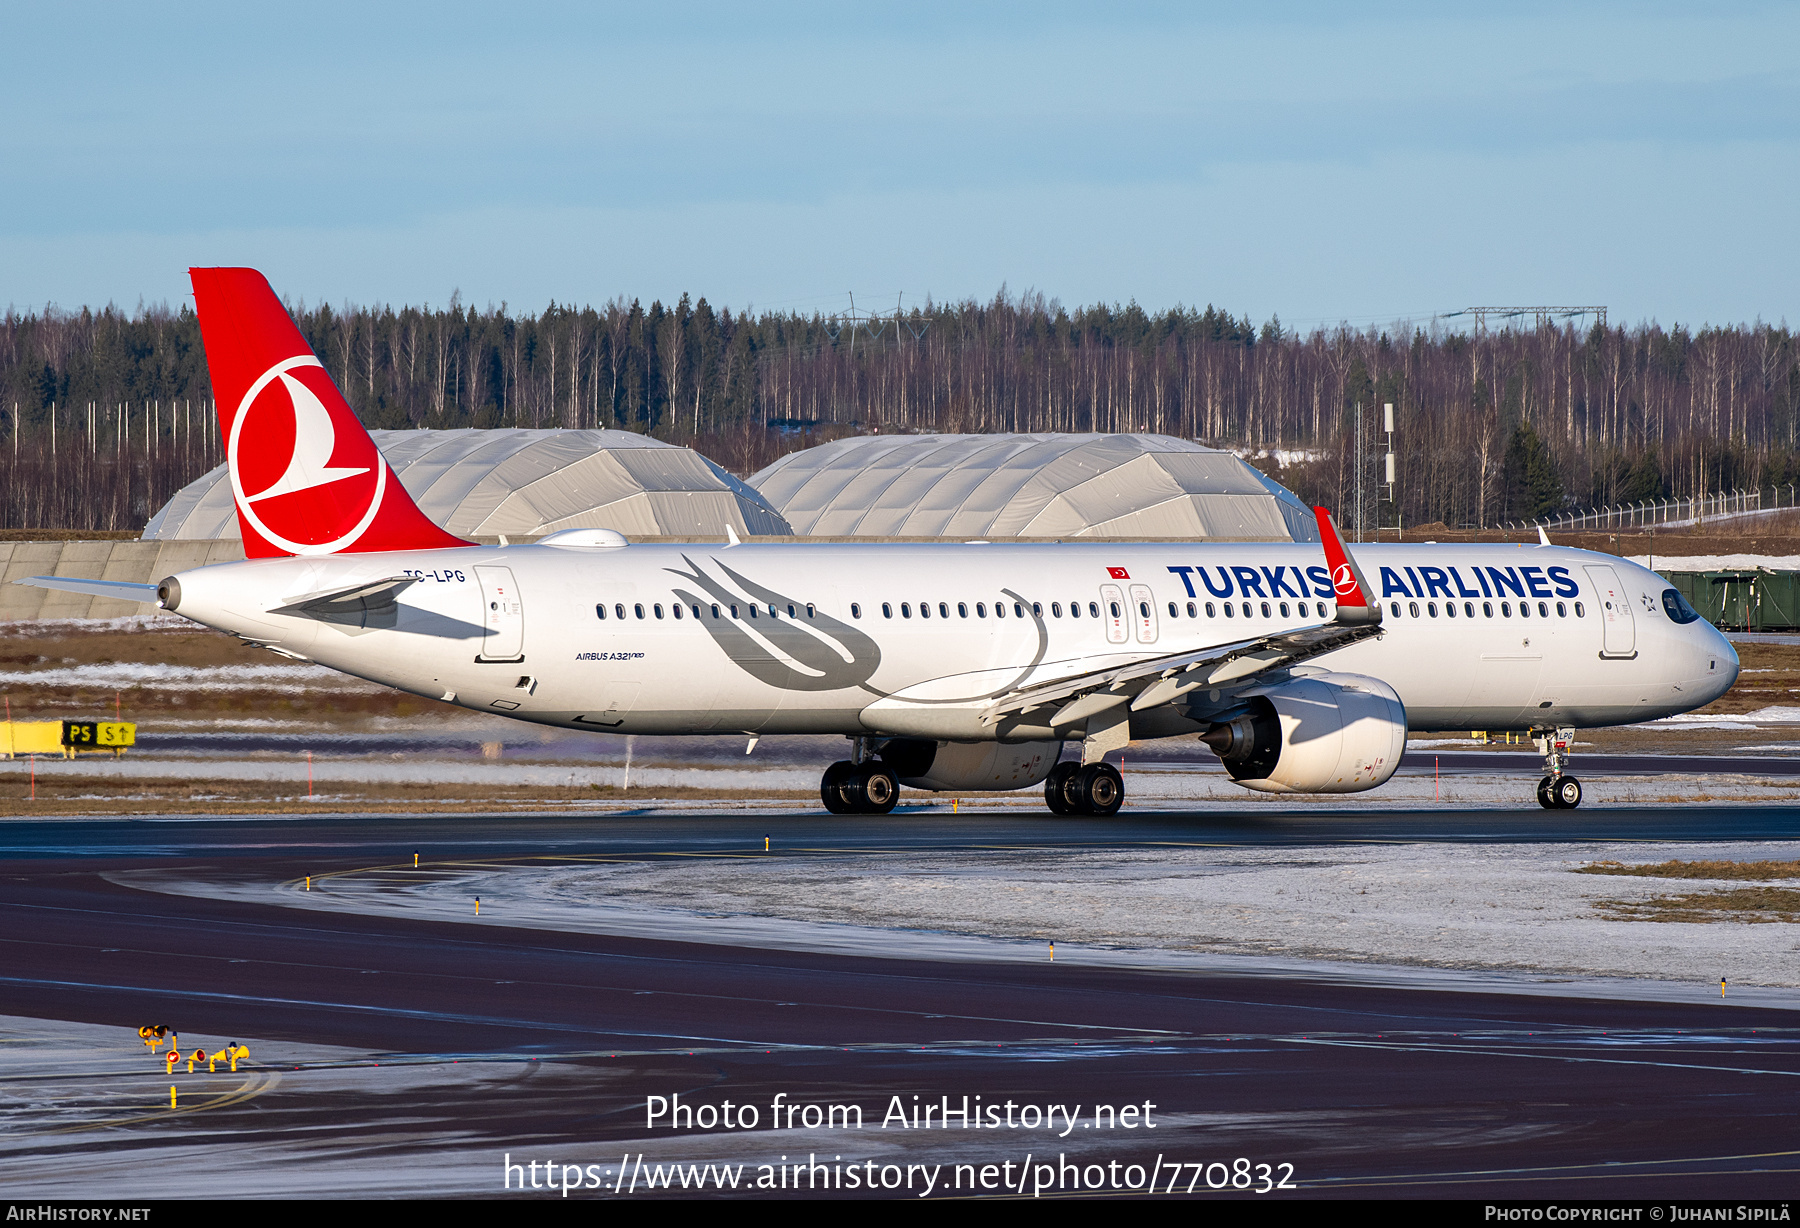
[20,269,1740,815]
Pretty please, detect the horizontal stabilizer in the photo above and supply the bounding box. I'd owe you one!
[270,575,417,629]
[14,576,161,604]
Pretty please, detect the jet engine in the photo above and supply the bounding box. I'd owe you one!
[879,738,1060,792]
[1200,671,1406,794]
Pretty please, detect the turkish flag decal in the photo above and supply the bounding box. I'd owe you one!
[1107,567,1130,579]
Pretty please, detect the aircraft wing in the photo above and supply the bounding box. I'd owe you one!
[976,620,1382,730]
[14,576,161,603]
[979,504,1384,730]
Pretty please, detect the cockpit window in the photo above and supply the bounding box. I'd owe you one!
[1662,588,1702,625]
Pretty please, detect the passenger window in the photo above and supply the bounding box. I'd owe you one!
[1464,602,1474,618]
[653,603,664,619]
[1109,601,1121,618]
[1538,601,1549,617]
[1278,602,1289,618]
[1240,602,1251,618]
[920,602,931,619]
[749,605,758,618]
[1557,601,1567,617]
[1427,602,1437,617]
[882,602,893,618]
[1052,602,1063,617]
[1028,603,1039,616]
[1574,601,1585,617]
[1445,602,1456,618]
[1223,602,1233,618]
[851,603,862,619]
[1483,602,1493,618]
[994,602,1004,619]
[595,604,606,620]
[1168,601,1178,618]
[673,604,683,619]
[787,604,796,617]
[1205,602,1215,617]
[1260,601,1271,618]
[901,602,911,618]
[1090,602,1101,618]
[1188,601,1198,617]
[1391,602,1402,618]
[1068,602,1078,619]
[1409,601,1419,618]
[634,603,645,619]
[958,602,969,618]
[940,602,950,619]
[1518,602,1529,619]
[1501,602,1512,617]
[711,604,720,618]
[615,603,626,620]
[976,603,987,618]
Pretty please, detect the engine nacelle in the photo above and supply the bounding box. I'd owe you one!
[1200,671,1406,794]
[881,738,1060,792]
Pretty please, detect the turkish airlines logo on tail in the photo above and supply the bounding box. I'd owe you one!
[227,356,388,554]
[1332,563,1358,597]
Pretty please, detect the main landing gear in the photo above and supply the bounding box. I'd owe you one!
[1044,760,1124,817]
[1532,726,1582,809]
[821,738,898,814]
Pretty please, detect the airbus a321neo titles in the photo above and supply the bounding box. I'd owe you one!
[23,269,1740,815]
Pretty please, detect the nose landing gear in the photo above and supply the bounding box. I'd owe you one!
[1532,726,1582,809]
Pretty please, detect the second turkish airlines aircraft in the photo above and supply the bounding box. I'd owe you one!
[24,270,1739,814]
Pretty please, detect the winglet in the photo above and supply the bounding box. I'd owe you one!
[1537,525,1552,547]
[1314,507,1381,626]
[725,524,742,548]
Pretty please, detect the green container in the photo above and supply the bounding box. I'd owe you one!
[1657,569,1800,632]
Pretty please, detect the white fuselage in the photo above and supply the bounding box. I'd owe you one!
[164,538,1737,748]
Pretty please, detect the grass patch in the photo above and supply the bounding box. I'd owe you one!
[1577,859,1800,880]
[1595,886,1800,924]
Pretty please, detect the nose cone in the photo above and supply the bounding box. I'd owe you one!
[1697,622,1740,705]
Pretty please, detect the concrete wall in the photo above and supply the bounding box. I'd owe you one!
[0,540,248,620]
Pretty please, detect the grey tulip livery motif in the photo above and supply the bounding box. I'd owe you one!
[667,556,884,693]
[666,556,1056,702]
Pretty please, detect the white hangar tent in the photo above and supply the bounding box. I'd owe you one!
[144,428,793,540]
[748,433,1318,541]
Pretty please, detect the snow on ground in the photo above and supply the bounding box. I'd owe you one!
[1631,554,1800,572]
[1631,704,1800,730]
[0,660,365,691]
[139,839,1800,999]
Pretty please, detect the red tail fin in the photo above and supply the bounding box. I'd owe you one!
[189,267,470,557]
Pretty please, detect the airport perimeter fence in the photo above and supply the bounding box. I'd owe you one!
[1501,486,1800,534]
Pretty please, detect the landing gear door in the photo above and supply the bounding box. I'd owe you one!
[1128,583,1158,644]
[1583,564,1636,658]
[475,565,525,661]
[1100,583,1128,645]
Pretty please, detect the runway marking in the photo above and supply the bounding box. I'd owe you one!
[1285,1034,1800,1078]
[19,1069,281,1136]
[1306,1145,1800,1191]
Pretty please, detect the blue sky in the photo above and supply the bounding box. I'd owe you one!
[2,2,1794,325]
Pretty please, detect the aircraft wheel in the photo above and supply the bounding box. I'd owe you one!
[1536,776,1556,809]
[821,761,857,814]
[1075,763,1124,817]
[1553,775,1582,809]
[1045,761,1080,815]
[848,765,899,815]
